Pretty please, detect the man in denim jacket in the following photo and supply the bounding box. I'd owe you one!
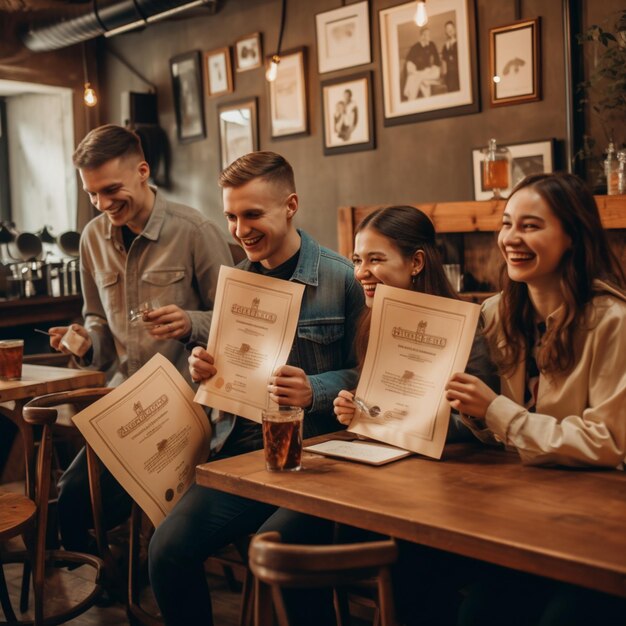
[149,151,364,625]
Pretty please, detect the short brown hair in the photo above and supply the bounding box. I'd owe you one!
[73,124,144,169]
[218,151,295,193]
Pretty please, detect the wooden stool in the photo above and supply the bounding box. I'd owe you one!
[248,531,398,626]
[0,398,104,625]
[0,491,36,623]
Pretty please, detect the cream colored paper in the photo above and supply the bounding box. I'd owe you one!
[349,285,480,459]
[72,353,211,527]
[194,266,305,423]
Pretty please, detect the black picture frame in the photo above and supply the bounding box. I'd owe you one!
[170,50,206,143]
[379,0,480,126]
[321,71,375,156]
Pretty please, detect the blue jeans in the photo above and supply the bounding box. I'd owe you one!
[148,422,276,626]
[148,483,276,625]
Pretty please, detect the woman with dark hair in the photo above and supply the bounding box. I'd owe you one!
[446,172,626,626]
[334,204,498,435]
[258,205,498,626]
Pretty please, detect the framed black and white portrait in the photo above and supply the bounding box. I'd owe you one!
[321,71,375,155]
[268,48,308,139]
[170,51,206,143]
[489,18,541,106]
[316,1,371,74]
[379,0,479,126]
[218,98,259,170]
[235,32,262,72]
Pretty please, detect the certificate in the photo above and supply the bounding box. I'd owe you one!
[349,285,480,459]
[194,266,305,422]
[72,353,211,527]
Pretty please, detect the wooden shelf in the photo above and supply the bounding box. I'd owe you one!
[337,195,626,257]
[0,294,82,328]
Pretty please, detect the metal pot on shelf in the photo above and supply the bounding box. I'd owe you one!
[7,232,44,263]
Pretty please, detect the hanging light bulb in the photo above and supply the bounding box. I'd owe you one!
[83,82,98,107]
[265,55,280,82]
[414,0,428,27]
[266,0,287,83]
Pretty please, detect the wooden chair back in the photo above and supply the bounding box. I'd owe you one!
[24,387,165,625]
[248,531,398,626]
[0,389,107,624]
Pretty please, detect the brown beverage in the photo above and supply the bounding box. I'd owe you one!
[0,340,24,381]
[262,408,303,471]
[482,159,509,191]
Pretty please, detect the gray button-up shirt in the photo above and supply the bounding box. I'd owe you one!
[79,188,233,385]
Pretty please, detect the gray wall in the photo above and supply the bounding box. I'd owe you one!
[102,0,571,250]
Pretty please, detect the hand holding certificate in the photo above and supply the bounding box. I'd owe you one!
[348,285,480,459]
[194,266,305,422]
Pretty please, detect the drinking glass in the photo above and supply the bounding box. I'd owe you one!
[0,339,24,381]
[262,406,304,472]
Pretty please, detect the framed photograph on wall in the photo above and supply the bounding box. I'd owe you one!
[204,47,233,97]
[471,139,554,200]
[218,98,259,170]
[379,0,479,126]
[321,71,375,155]
[235,32,262,72]
[315,1,371,74]
[268,48,308,139]
[490,18,541,106]
[170,51,206,143]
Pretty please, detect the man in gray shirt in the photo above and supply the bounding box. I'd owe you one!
[49,124,232,555]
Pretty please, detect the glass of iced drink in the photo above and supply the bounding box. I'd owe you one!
[262,406,304,472]
[0,339,24,381]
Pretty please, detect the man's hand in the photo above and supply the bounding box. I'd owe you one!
[333,389,356,426]
[48,324,91,355]
[445,372,497,419]
[146,305,192,341]
[188,347,216,383]
[268,365,313,409]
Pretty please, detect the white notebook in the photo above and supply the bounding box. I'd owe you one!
[304,439,411,466]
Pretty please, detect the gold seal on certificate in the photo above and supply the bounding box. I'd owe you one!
[349,285,480,459]
[194,266,305,423]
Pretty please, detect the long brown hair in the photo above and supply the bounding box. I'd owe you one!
[353,205,458,367]
[492,172,626,375]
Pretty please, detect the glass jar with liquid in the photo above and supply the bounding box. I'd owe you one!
[617,149,626,195]
[604,142,619,195]
[480,138,512,200]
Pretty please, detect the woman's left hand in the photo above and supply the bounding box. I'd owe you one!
[445,372,497,419]
[146,305,192,341]
[268,365,313,409]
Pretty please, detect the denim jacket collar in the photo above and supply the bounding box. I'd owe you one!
[238,229,320,287]
[103,186,164,242]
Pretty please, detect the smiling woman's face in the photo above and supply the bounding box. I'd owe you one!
[352,227,417,307]
[498,186,572,291]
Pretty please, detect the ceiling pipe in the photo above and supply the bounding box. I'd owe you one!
[21,0,219,52]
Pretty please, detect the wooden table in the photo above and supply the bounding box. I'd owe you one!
[197,434,626,599]
[0,364,106,486]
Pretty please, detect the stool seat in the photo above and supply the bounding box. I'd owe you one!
[0,491,36,540]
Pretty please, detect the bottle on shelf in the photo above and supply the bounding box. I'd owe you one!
[604,141,619,195]
[480,138,512,200]
[617,149,626,195]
